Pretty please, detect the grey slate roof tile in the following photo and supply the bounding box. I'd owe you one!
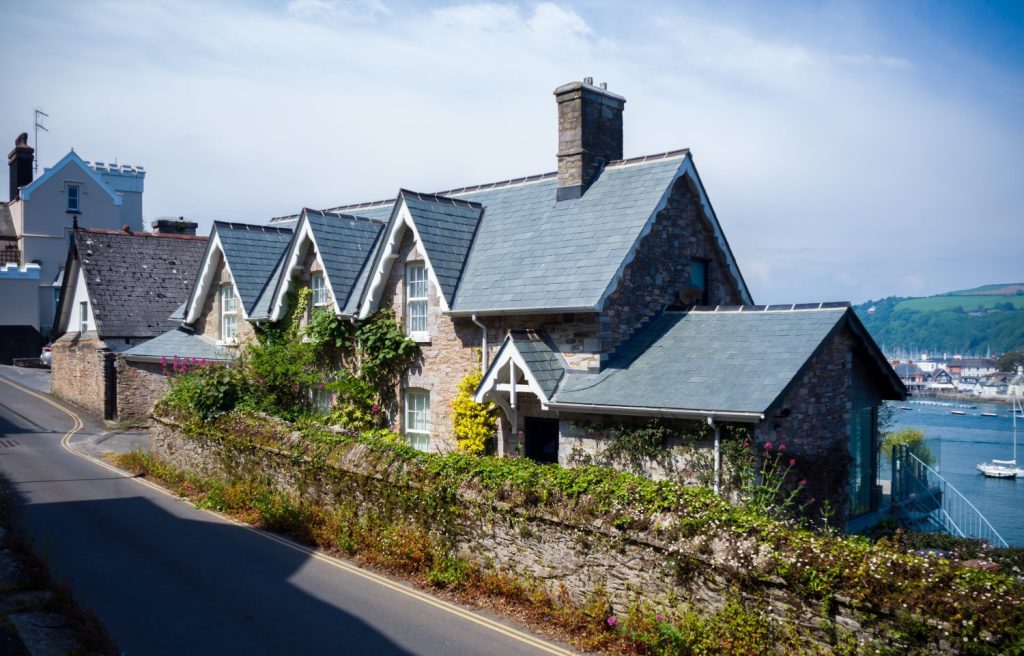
[215,222,293,317]
[122,327,231,361]
[305,209,385,312]
[552,307,852,414]
[509,331,568,399]
[74,229,207,339]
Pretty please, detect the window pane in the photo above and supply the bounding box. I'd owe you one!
[407,265,427,299]
[67,186,79,212]
[408,300,427,333]
[312,274,328,306]
[405,390,431,451]
[221,285,236,312]
[223,313,237,340]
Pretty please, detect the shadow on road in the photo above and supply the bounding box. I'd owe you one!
[18,493,414,656]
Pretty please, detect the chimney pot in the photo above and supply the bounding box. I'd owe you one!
[8,132,34,201]
[600,82,607,90]
[553,79,625,200]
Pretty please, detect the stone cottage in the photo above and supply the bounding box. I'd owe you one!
[165,78,905,524]
[114,220,296,420]
[51,223,207,419]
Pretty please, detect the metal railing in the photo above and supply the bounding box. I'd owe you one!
[891,443,1008,548]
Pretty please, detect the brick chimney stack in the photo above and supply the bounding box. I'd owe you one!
[151,218,199,236]
[8,133,33,201]
[554,78,625,201]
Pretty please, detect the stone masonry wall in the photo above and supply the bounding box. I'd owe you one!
[599,176,744,357]
[753,327,855,521]
[379,230,607,450]
[115,358,168,422]
[51,333,108,417]
[193,259,255,346]
[149,418,975,655]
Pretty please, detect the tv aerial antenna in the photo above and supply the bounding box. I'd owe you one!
[33,109,49,174]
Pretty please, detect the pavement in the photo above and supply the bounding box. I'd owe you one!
[0,366,576,656]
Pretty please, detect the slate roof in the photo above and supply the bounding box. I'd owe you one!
[398,190,483,306]
[0,202,14,241]
[303,209,385,312]
[276,149,751,316]
[69,229,207,338]
[548,305,904,415]
[122,327,231,362]
[214,222,293,317]
[508,331,567,399]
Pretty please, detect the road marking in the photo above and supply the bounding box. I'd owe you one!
[0,377,578,656]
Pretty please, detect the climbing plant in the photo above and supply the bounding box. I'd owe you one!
[451,371,497,455]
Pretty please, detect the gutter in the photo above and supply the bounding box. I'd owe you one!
[544,401,764,424]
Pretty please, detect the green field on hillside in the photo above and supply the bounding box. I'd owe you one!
[946,282,1024,296]
[894,295,1024,312]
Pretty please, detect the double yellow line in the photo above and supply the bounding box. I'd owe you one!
[0,376,577,656]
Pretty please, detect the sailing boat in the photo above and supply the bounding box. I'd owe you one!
[977,396,1022,478]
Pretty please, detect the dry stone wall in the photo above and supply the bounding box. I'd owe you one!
[115,358,168,422]
[51,333,107,416]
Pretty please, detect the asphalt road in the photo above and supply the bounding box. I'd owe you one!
[0,371,575,656]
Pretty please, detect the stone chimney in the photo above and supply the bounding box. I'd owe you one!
[554,78,625,201]
[151,218,198,236]
[8,133,33,201]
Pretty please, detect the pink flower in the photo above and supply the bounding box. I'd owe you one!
[743,441,750,448]
[606,616,618,627]
[789,458,796,467]
[799,479,807,486]
[656,614,665,623]
[764,441,773,450]
[160,356,167,367]
[778,443,786,451]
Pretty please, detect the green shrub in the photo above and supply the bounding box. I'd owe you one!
[161,364,248,421]
[451,372,497,455]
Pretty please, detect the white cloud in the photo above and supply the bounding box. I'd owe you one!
[1,1,1020,304]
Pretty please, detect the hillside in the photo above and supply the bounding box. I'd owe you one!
[855,285,1024,355]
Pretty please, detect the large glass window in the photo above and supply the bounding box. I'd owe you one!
[405,389,430,451]
[849,360,879,516]
[221,284,238,341]
[406,264,428,337]
[311,272,328,307]
[67,185,80,212]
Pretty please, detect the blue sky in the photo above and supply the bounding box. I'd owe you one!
[1,0,1021,304]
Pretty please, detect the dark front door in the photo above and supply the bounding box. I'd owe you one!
[523,417,559,464]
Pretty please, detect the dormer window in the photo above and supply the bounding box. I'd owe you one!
[221,284,238,342]
[311,272,328,307]
[406,263,428,340]
[67,185,80,212]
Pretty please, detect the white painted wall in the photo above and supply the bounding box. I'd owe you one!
[67,266,96,333]
[0,263,41,329]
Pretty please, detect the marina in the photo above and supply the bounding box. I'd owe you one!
[887,399,1024,546]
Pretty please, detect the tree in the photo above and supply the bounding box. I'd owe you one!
[998,351,1024,372]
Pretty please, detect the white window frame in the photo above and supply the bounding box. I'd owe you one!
[406,263,428,341]
[79,301,88,333]
[311,272,328,307]
[220,284,238,342]
[404,389,431,451]
[67,184,80,212]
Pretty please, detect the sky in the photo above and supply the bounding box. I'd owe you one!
[1,0,1022,305]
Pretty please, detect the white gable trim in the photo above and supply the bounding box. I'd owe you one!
[473,336,550,406]
[20,151,122,205]
[595,155,754,310]
[184,231,250,324]
[358,198,450,318]
[269,214,343,321]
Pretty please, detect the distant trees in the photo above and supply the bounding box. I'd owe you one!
[854,302,1024,356]
[998,351,1024,372]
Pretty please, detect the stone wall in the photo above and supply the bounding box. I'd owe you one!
[753,327,855,521]
[149,418,978,655]
[116,358,168,422]
[51,332,108,417]
[599,176,744,357]
[192,259,254,346]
